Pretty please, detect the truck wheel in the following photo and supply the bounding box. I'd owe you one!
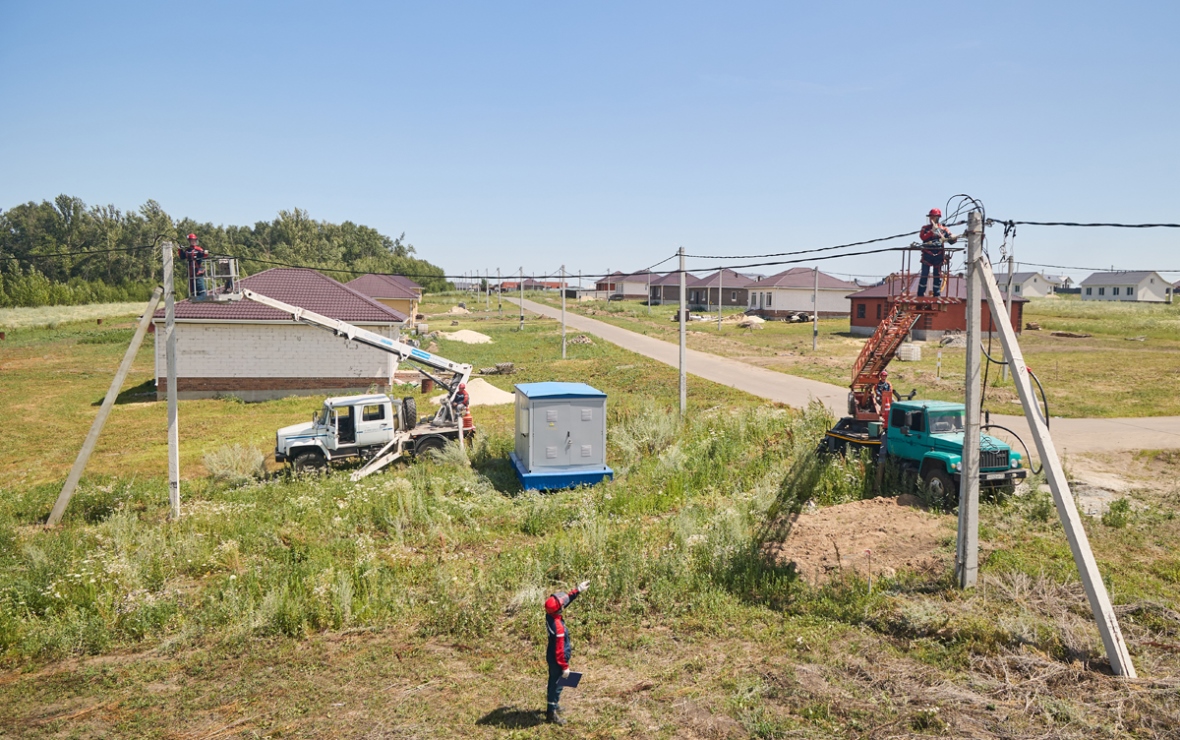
[414,435,447,459]
[401,397,418,429]
[291,450,326,473]
[921,466,955,509]
[847,392,857,417]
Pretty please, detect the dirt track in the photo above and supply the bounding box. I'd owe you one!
[513,298,1180,454]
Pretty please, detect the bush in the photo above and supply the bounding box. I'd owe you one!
[204,445,266,486]
[1102,498,1132,528]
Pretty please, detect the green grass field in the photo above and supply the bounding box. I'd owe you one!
[1,300,1177,738]
[527,293,1180,418]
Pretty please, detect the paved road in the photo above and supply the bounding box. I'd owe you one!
[513,298,1180,454]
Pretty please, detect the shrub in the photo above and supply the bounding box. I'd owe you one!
[204,444,266,486]
[1102,498,1132,528]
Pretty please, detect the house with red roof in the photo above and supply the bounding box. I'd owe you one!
[747,268,859,318]
[152,268,407,401]
[846,274,1025,339]
[346,274,421,325]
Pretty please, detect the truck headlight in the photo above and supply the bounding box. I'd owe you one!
[952,462,962,472]
[1011,459,1020,469]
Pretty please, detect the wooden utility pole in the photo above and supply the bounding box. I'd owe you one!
[956,211,983,588]
[978,257,1136,677]
[561,265,567,359]
[678,247,687,417]
[812,267,819,351]
[48,288,164,526]
[163,243,181,521]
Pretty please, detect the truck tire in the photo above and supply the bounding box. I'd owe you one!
[414,435,447,459]
[847,392,857,417]
[401,397,418,429]
[921,465,956,509]
[291,450,326,473]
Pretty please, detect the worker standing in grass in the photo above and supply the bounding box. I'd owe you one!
[916,208,957,298]
[178,233,209,298]
[545,580,590,725]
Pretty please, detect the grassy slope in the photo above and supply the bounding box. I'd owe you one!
[529,293,1180,418]
[0,301,1177,738]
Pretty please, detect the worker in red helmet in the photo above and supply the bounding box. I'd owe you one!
[451,382,470,421]
[875,369,893,409]
[917,208,957,298]
[544,580,590,724]
[178,233,209,298]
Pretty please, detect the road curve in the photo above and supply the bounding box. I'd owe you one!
[512,298,1180,454]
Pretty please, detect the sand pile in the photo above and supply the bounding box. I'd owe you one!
[430,377,515,407]
[438,329,492,344]
[447,306,471,315]
[766,496,951,585]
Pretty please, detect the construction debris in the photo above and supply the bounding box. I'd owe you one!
[1125,335,1147,342]
[429,377,514,407]
[896,343,922,362]
[1025,321,1042,330]
[478,362,516,375]
[1051,331,1092,339]
[447,305,471,315]
[568,334,594,345]
[439,329,493,344]
[939,332,967,348]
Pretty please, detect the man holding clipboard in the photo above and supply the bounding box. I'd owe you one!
[544,580,590,725]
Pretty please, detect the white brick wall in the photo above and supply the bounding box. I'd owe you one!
[154,322,400,379]
[751,287,851,313]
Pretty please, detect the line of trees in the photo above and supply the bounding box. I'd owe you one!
[0,195,450,307]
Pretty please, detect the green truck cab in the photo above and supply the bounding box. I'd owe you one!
[885,400,1026,500]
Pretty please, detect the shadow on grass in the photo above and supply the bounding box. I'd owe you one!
[92,379,157,406]
[475,705,545,728]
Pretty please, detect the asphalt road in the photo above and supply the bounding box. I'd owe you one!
[513,298,1180,454]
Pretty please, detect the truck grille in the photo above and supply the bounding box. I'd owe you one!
[980,449,1009,470]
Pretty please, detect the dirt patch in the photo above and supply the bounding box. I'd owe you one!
[769,496,953,585]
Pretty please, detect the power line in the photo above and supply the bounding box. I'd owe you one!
[683,230,921,261]
[0,243,157,261]
[1017,261,1180,274]
[993,220,1180,229]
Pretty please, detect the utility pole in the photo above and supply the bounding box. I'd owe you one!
[163,243,181,521]
[561,265,567,359]
[485,268,490,311]
[717,270,723,330]
[678,247,687,417]
[1002,251,1015,381]
[956,211,983,588]
[497,267,502,316]
[812,267,819,351]
[978,257,1137,678]
[647,270,652,315]
[519,267,524,331]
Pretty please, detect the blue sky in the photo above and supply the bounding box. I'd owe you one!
[2,1,1177,283]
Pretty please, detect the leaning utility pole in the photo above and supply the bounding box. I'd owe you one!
[978,256,1136,678]
[561,265,567,359]
[163,243,181,521]
[812,267,819,351]
[678,247,687,417]
[47,287,164,526]
[956,212,983,588]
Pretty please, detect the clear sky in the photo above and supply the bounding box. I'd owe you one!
[2,1,1177,283]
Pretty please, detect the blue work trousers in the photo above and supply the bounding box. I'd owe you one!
[546,663,564,711]
[917,259,942,297]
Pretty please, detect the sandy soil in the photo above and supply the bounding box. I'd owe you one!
[438,329,493,344]
[769,495,953,585]
[429,377,514,407]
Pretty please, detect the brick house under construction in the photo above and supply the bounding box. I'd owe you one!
[847,275,1025,340]
[153,268,407,401]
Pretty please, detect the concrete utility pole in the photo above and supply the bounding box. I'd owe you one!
[678,247,687,417]
[717,270,724,330]
[812,267,819,351]
[486,269,490,311]
[647,270,652,315]
[978,257,1137,678]
[519,267,524,331]
[561,265,567,359]
[956,211,983,588]
[497,267,502,315]
[48,287,164,526]
[163,243,181,521]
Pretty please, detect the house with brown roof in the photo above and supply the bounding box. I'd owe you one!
[596,270,654,298]
[346,274,421,325]
[747,268,859,318]
[648,271,702,305]
[153,268,407,401]
[691,269,759,309]
[846,275,1025,339]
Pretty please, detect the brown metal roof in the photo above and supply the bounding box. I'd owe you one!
[154,268,407,323]
[693,269,758,289]
[346,273,419,301]
[749,267,859,290]
[650,271,702,286]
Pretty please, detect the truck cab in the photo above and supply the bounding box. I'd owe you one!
[887,400,1026,502]
[276,394,409,470]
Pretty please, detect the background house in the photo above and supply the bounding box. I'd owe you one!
[1005,272,1054,298]
[596,270,653,298]
[648,271,700,305]
[847,275,1025,339]
[347,274,422,325]
[153,268,406,401]
[691,269,757,309]
[1080,271,1170,302]
[747,268,858,317]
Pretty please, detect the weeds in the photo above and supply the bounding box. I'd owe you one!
[1102,497,1132,528]
[203,444,266,486]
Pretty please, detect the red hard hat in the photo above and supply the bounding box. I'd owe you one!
[187,233,198,240]
[927,208,941,218]
[545,592,570,615]
[880,370,889,377]
[459,383,466,389]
